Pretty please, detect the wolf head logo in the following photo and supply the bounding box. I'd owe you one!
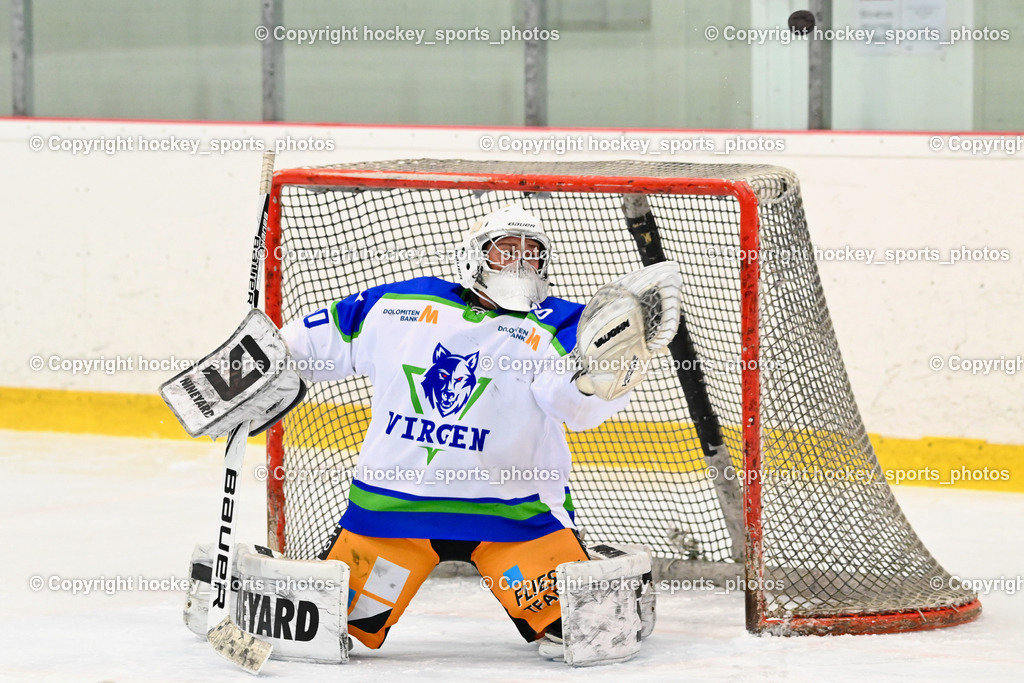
[421,344,479,418]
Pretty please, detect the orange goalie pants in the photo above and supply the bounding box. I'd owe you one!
[322,528,589,649]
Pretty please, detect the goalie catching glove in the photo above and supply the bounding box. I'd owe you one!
[160,309,307,439]
[573,262,683,401]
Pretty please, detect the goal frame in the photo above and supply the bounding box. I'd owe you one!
[262,163,980,636]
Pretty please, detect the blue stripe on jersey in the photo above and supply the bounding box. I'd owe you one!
[350,478,551,507]
[339,504,567,542]
[332,277,467,341]
[331,275,585,356]
[337,479,570,541]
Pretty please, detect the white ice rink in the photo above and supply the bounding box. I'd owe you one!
[2,429,1021,682]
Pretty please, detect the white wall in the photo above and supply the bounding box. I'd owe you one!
[751,0,978,130]
[1,119,1021,443]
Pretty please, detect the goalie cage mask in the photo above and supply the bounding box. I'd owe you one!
[456,204,552,312]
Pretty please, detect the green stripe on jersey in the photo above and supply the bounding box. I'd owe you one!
[331,301,367,343]
[350,484,553,521]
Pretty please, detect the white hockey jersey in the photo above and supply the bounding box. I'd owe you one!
[280,277,628,542]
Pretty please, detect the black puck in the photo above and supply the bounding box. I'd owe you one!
[788,10,816,35]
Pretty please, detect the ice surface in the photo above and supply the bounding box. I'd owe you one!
[1,430,1021,682]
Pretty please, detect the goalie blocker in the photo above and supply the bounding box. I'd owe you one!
[160,309,307,439]
[573,262,683,401]
[185,543,351,664]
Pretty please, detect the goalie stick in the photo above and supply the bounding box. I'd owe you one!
[204,152,277,674]
[621,194,745,561]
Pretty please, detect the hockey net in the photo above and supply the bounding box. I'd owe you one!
[263,159,979,635]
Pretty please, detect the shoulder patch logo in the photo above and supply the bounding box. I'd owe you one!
[421,344,478,418]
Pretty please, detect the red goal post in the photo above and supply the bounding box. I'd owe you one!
[260,159,980,636]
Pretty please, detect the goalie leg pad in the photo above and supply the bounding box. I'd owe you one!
[160,309,306,439]
[184,542,350,664]
[587,544,656,640]
[553,544,654,667]
[184,542,216,636]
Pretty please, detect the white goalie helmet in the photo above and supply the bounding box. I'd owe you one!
[456,205,552,312]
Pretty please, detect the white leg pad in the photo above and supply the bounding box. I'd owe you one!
[555,544,653,667]
[588,543,656,640]
[184,542,216,637]
[184,542,350,664]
